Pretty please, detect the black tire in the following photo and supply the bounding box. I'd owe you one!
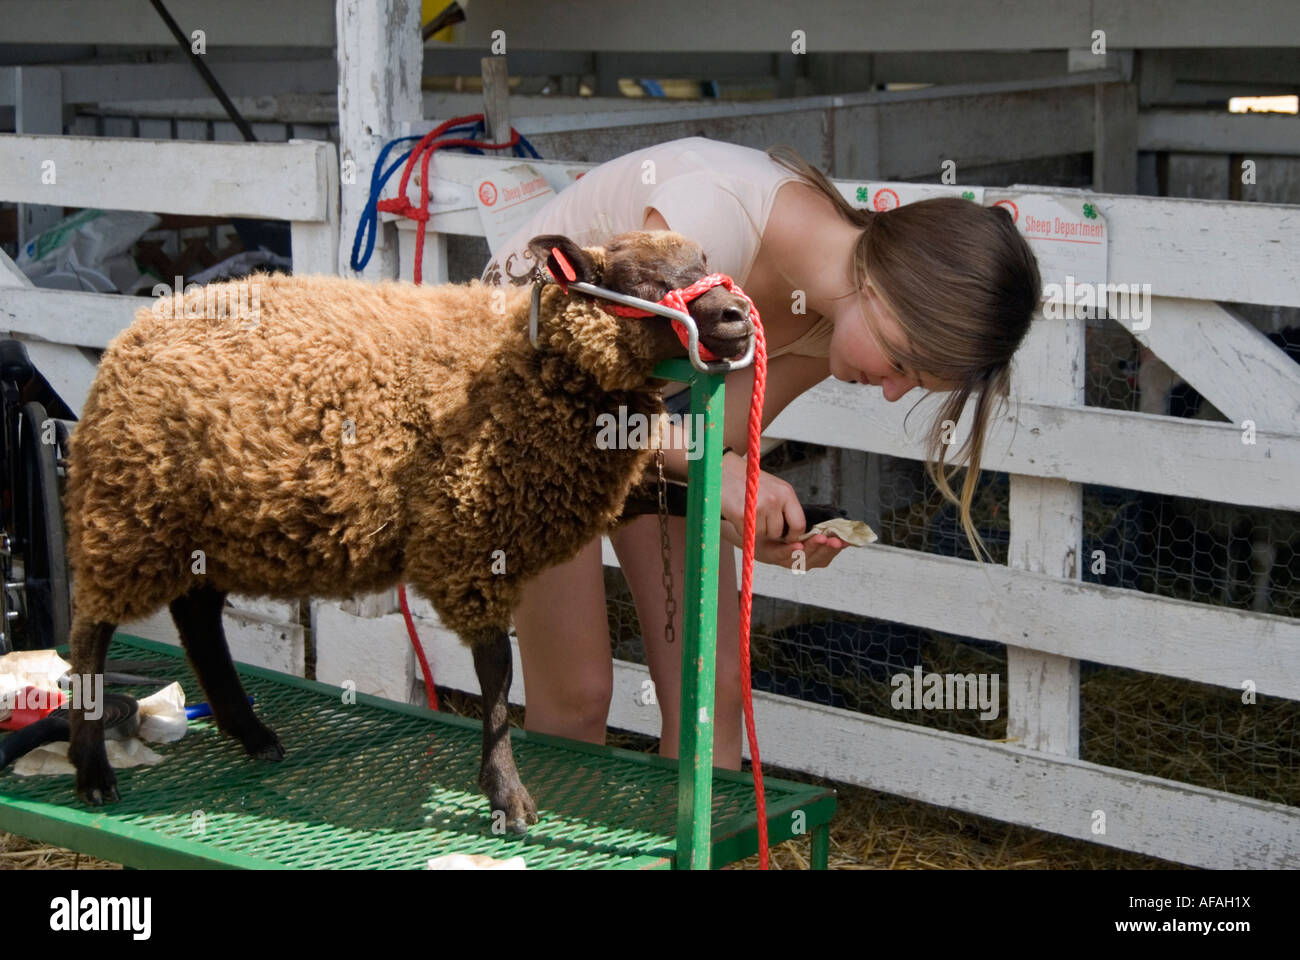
[13,402,70,650]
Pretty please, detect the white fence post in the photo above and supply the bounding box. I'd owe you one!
[1008,309,1086,757]
[335,0,422,280]
[288,138,340,276]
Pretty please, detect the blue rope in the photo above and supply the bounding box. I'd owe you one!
[350,122,542,272]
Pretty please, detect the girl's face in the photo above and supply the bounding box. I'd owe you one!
[827,279,955,401]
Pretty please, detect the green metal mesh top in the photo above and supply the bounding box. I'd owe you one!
[0,634,833,869]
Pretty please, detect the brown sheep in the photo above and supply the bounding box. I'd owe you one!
[64,230,753,832]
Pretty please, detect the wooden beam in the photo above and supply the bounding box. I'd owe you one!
[1133,299,1300,434]
[125,606,306,677]
[1007,306,1084,757]
[76,93,339,124]
[875,85,1096,178]
[312,600,418,702]
[0,0,335,47]
[457,0,1299,51]
[288,138,340,275]
[887,50,1069,84]
[1138,109,1300,156]
[55,60,335,104]
[695,539,1300,699]
[480,57,511,147]
[456,1,1088,53]
[993,187,1300,309]
[0,247,29,289]
[766,380,1300,511]
[418,73,1117,181]
[0,288,141,350]
[1092,82,1139,193]
[9,339,98,418]
[12,66,63,248]
[0,135,334,220]
[1152,47,1300,86]
[460,71,1126,136]
[0,249,96,416]
[1094,0,1300,48]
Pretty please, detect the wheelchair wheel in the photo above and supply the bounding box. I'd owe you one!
[11,401,70,650]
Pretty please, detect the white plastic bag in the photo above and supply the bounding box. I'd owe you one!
[16,208,160,293]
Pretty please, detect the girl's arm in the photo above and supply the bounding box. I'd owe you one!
[656,354,848,569]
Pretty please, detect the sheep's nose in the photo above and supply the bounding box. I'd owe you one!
[722,305,749,326]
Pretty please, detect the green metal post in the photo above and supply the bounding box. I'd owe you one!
[811,822,830,869]
[654,359,725,870]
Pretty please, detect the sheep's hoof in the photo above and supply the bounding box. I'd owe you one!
[73,752,119,806]
[239,723,285,762]
[482,776,539,835]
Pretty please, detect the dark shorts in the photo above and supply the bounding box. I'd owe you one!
[663,387,691,417]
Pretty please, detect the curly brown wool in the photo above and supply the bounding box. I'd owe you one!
[61,230,753,830]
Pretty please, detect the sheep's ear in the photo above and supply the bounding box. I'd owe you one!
[527,235,599,287]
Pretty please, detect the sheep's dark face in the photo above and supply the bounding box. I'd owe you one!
[527,231,753,363]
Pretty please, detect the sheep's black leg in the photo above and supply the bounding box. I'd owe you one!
[69,619,119,805]
[472,629,538,833]
[170,584,283,761]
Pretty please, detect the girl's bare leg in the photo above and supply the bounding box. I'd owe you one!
[611,514,743,770]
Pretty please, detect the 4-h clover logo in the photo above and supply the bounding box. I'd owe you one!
[856,186,869,203]
[961,190,975,201]
[1083,203,1097,219]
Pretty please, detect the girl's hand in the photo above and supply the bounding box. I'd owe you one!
[718,453,849,569]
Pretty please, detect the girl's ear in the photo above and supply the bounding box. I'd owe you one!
[526,235,600,286]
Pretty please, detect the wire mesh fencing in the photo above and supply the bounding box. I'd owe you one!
[604,312,1300,809]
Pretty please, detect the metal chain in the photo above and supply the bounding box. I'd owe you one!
[654,444,677,646]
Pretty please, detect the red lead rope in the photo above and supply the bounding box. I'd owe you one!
[608,273,771,869]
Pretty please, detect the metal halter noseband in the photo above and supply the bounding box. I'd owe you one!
[528,265,757,375]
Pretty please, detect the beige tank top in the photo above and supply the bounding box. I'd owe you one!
[480,136,835,398]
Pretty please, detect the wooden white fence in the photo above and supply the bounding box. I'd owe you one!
[384,153,1300,869]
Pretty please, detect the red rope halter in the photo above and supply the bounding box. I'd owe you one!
[604,272,742,362]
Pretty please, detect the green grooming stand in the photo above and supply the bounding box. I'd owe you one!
[0,361,834,869]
